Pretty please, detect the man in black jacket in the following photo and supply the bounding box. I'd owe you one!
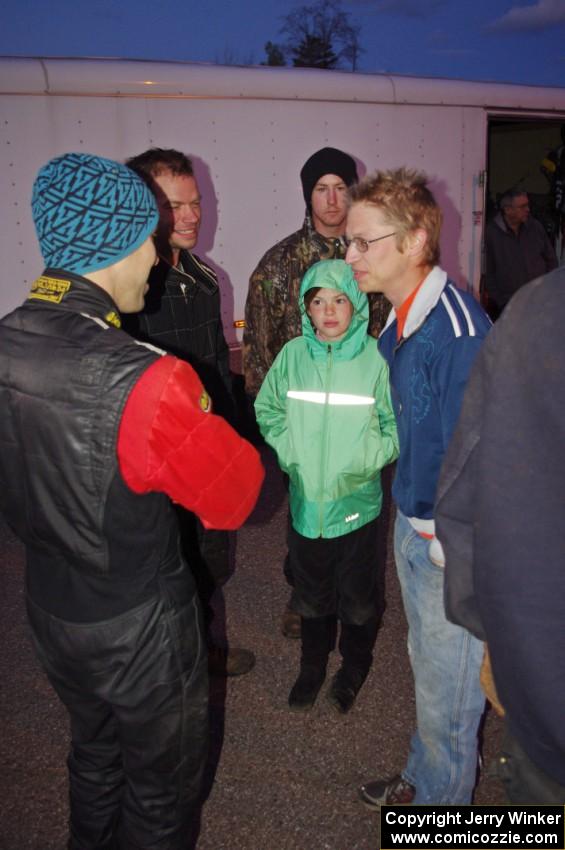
[124,148,254,677]
[0,152,264,849]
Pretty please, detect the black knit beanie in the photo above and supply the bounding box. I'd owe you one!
[300,147,358,212]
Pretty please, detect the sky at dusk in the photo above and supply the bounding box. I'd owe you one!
[2,0,565,88]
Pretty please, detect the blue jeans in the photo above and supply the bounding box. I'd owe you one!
[395,509,485,804]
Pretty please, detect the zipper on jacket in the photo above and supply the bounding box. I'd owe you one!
[179,281,187,301]
[318,344,333,536]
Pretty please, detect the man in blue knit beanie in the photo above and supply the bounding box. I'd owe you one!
[0,152,264,850]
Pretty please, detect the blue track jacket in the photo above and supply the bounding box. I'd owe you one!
[378,266,491,532]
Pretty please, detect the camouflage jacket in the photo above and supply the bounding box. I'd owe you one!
[242,215,389,395]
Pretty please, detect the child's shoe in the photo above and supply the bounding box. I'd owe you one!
[327,667,366,714]
[288,665,326,711]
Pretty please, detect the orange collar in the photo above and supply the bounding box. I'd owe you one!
[396,280,424,340]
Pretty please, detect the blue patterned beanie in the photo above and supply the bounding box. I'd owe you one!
[32,152,159,275]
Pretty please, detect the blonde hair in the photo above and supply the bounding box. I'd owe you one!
[349,167,442,267]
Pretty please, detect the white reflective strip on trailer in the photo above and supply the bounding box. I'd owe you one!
[287,390,375,406]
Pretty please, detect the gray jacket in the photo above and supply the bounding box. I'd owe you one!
[485,212,557,309]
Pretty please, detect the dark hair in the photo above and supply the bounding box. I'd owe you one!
[349,167,442,267]
[303,287,321,311]
[304,286,353,316]
[499,186,528,209]
[125,148,193,182]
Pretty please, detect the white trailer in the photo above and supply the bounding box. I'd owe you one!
[1,56,565,343]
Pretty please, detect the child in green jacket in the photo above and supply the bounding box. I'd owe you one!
[255,259,398,713]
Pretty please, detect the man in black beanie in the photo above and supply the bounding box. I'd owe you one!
[243,147,389,639]
[243,147,360,403]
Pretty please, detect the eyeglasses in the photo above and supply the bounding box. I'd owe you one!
[344,232,398,253]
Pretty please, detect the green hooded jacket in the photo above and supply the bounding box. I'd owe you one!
[255,259,398,539]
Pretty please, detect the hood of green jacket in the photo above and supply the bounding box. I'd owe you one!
[299,259,369,360]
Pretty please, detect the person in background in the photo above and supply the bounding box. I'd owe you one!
[485,186,557,319]
[255,259,397,714]
[0,152,264,849]
[345,167,491,806]
[125,147,255,677]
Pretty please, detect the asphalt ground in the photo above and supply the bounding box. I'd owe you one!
[0,445,506,850]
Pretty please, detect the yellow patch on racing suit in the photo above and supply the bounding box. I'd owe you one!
[104,311,121,328]
[28,275,71,304]
[199,391,211,413]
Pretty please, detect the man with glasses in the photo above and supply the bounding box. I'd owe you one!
[485,186,556,319]
[345,167,491,807]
